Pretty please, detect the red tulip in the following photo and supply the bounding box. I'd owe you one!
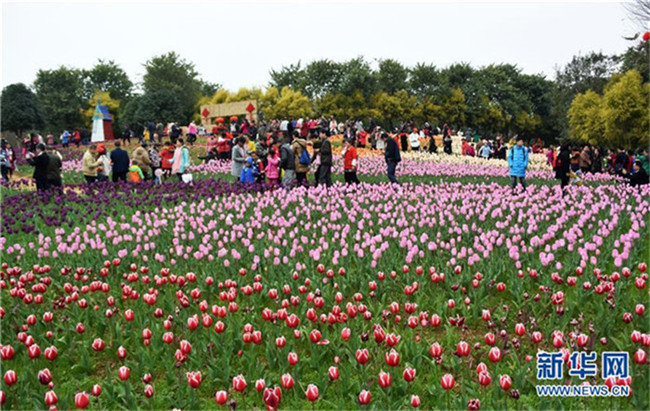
[430,342,443,358]
[478,371,492,386]
[341,327,351,341]
[358,389,371,405]
[275,336,286,348]
[514,323,525,336]
[75,392,90,409]
[255,379,266,392]
[403,366,416,382]
[281,373,294,389]
[484,332,496,346]
[44,345,59,361]
[634,349,647,364]
[410,394,421,408]
[4,370,17,386]
[636,304,645,316]
[328,366,340,381]
[1,390,5,405]
[456,341,470,357]
[118,366,130,381]
[233,374,247,392]
[144,384,154,398]
[92,338,106,351]
[38,368,52,385]
[186,371,202,388]
[378,370,392,388]
[356,348,369,365]
[288,351,299,365]
[44,390,58,406]
[124,309,134,322]
[263,386,282,409]
[488,347,502,363]
[441,373,455,390]
[180,340,192,354]
[0,345,14,361]
[499,374,512,390]
[215,390,228,405]
[28,344,41,359]
[305,384,319,402]
[576,334,589,347]
[385,348,400,367]
[91,384,102,397]
[117,346,127,359]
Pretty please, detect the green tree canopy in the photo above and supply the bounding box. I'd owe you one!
[1,83,44,137]
[33,66,85,132]
[142,52,202,123]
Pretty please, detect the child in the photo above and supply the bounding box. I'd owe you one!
[160,142,174,179]
[128,159,144,183]
[154,168,163,185]
[266,148,280,186]
[240,157,256,185]
[252,152,265,184]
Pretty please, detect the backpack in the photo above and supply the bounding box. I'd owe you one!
[129,169,141,183]
[299,146,310,165]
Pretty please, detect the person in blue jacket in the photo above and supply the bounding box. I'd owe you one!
[508,137,529,193]
[240,157,258,185]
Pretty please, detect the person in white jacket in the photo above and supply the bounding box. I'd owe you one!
[408,129,421,151]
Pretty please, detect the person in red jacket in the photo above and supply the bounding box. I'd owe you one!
[217,132,231,160]
[342,138,360,184]
[160,141,175,179]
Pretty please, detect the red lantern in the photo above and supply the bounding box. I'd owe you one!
[216,117,224,123]
[643,31,650,42]
[230,116,238,122]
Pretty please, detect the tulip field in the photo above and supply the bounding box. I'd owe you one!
[1,148,649,410]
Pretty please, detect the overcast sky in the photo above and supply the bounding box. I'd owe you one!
[1,1,641,91]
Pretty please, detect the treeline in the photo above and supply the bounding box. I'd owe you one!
[1,41,647,148]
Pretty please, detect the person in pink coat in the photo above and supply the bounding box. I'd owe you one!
[266,147,280,186]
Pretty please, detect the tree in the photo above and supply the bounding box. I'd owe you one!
[83,60,133,102]
[1,83,44,137]
[370,91,417,128]
[338,57,377,98]
[440,87,467,128]
[261,87,313,119]
[376,59,409,94]
[624,0,650,30]
[568,90,604,145]
[33,66,85,132]
[142,52,202,123]
[199,80,221,97]
[303,60,344,100]
[601,70,649,148]
[620,40,650,83]
[269,62,306,92]
[409,63,443,98]
[135,89,186,124]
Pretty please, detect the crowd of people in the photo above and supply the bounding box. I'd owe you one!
[4,116,648,193]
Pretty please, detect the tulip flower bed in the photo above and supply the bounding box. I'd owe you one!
[1,178,649,410]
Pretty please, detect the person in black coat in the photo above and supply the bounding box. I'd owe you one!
[46,146,63,191]
[555,143,571,193]
[110,140,131,182]
[26,143,50,191]
[622,162,649,187]
[382,133,401,184]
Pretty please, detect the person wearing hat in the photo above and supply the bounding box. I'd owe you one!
[0,141,11,182]
[132,142,152,180]
[26,143,50,191]
[82,144,103,184]
[46,146,63,190]
[96,144,111,182]
[382,132,401,184]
